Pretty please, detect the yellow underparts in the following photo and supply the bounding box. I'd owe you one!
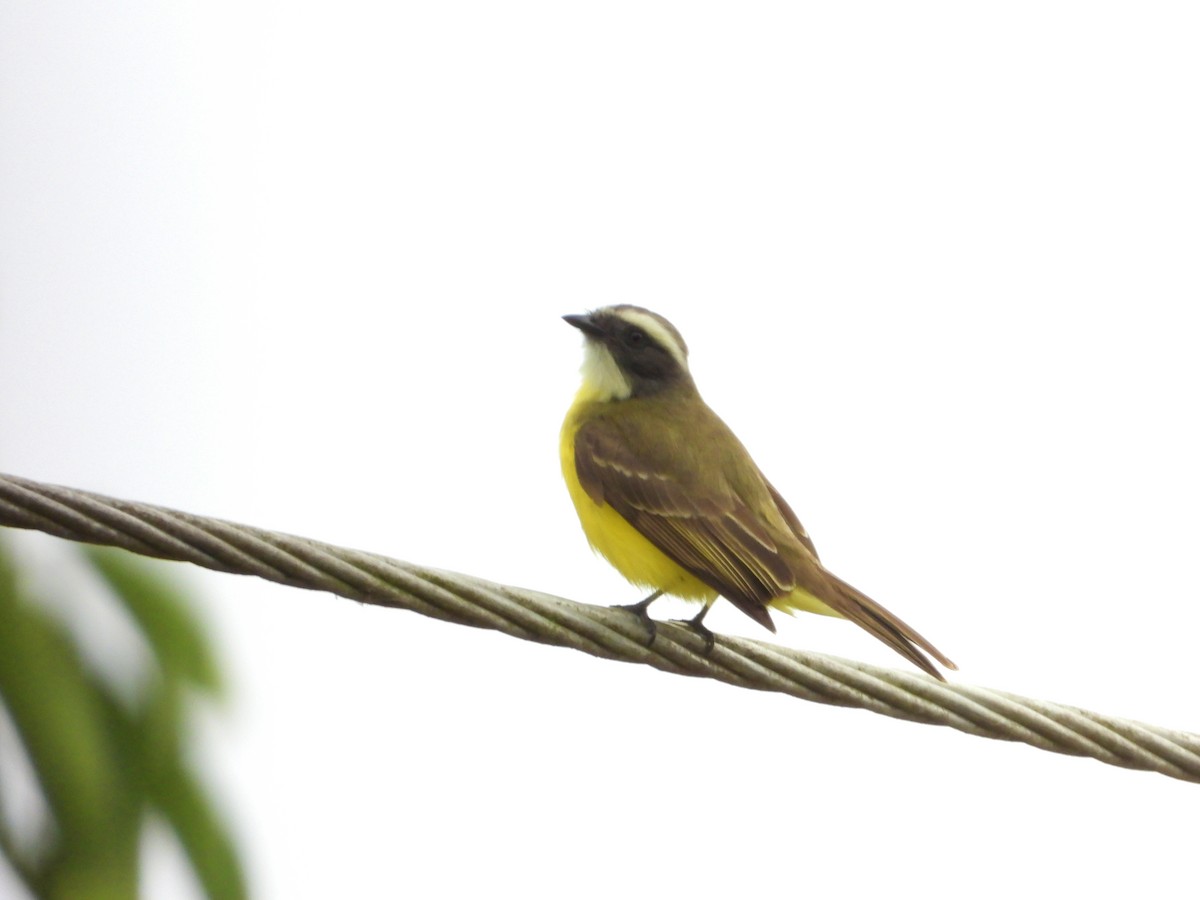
[561,402,717,605]
[773,585,840,617]
[561,391,841,619]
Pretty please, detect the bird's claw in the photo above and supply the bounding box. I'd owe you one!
[616,596,659,646]
[670,616,716,654]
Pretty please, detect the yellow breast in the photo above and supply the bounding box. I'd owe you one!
[560,396,717,603]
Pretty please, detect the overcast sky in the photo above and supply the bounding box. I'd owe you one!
[3,3,1198,897]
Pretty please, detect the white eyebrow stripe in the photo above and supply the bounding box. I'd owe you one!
[614,309,689,371]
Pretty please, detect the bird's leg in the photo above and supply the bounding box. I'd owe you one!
[672,602,716,654]
[616,590,663,645]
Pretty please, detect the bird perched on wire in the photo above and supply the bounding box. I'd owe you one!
[560,305,956,680]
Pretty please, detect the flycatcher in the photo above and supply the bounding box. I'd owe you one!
[560,305,955,680]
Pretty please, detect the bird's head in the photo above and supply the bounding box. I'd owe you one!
[564,305,693,401]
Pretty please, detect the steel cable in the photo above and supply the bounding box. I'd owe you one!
[1,472,1196,783]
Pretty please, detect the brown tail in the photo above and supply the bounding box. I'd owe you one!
[819,572,957,681]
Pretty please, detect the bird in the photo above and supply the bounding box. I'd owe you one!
[560,305,956,680]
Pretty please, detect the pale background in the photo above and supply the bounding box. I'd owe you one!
[2,3,1197,897]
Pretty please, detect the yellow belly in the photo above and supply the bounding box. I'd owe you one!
[560,397,840,620]
[560,406,717,604]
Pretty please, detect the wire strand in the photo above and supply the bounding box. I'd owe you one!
[1,471,1197,783]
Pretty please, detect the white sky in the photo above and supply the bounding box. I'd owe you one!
[2,2,1198,897]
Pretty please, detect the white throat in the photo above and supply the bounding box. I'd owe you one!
[578,341,632,402]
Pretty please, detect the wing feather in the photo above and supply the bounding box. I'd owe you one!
[571,397,955,680]
[574,412,808,628]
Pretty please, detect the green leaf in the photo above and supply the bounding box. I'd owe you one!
[1,539,245,899]
[141,708,248,900]
[0,541,141,899]
[83,547,223,695]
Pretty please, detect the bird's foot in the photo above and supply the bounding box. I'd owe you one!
[669,607,716,654]
[615,591,662,646]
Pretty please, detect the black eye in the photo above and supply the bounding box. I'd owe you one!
[623,328,646,349]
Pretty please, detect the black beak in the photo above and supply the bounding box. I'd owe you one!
[563,313,605,338]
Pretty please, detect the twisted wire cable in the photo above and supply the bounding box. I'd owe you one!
[1,472,1197,784]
